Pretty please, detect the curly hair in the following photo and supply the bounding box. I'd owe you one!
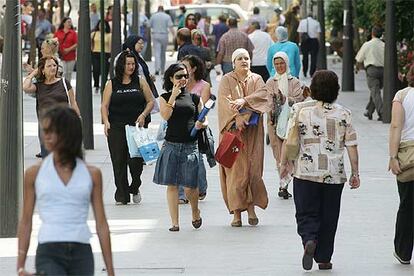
[115,51,139,83]
[310,70,340,103]
[35,56,60,83]
[180,55,205,82]
[42,38,59,56]
[163,63,188,92]
[40,104,83,170]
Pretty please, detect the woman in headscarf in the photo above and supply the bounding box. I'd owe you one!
[122,35,159,99]
[217,48,270,227]
[266,51,304,199]
[266,26,301,78]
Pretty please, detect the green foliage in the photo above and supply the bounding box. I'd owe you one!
[326,0,413,42]
[326,0,343,32]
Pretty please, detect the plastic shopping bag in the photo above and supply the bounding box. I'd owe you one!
[133,127,160,165]
[276,101,291,139]
[156,120,168,141]
[125,125,141,158]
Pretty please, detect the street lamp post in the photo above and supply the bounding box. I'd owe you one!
[383,0,398,124]
[76,0,94,149]
[123,0,128,41]
[110,0,122,78]
[342,0,355,92]
[317,0,327,70]
[143,0,152,62]
[0,0,23,237]
[131,0,139,35]
[100,0,105,95]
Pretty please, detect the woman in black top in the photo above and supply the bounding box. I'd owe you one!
[153,63,207,231]
[101,51,154,205]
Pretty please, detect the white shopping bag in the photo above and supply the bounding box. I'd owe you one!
[133,127,160,165]
[125,126,141,158]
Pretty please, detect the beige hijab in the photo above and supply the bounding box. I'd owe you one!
[273,51,291,96]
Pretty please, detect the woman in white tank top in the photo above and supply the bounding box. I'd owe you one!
[17,105,114,276]
[388,64,414,265]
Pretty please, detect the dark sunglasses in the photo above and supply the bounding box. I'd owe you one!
[174,74,189,80]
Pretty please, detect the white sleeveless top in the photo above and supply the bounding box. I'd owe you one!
[393,87,414,142]
[35,153,93,244]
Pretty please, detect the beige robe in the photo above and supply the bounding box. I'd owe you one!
[266,76,304,162]
[217,71,270,213]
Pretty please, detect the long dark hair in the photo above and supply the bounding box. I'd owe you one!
[115,50,139,83]
[163,63,188,92]
[93,20,111,33]
[58,17,74,30]
[41,104,83,169]
[180,55,205,81]
[35,56,60,83]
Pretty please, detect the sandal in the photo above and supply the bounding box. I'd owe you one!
[169,225,180,232]
[248,217,259,226]
[231,220,242,227]
[192,218,202,229]
[199,193,207,200]
[178,198,189,204]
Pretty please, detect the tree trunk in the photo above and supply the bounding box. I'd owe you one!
[28,0,38,65]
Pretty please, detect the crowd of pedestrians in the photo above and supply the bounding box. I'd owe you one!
[15,2,414,275]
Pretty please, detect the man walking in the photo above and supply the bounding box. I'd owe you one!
[247,7,267,31]
[248,21,273,82]
[176,28,202,61]
[149,5,175,75]
[216,18,254,75]
[212,15,229,52]
[355,26,384,121]
[297,14,321,77]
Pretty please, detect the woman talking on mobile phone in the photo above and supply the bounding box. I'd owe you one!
[153,63,207,232]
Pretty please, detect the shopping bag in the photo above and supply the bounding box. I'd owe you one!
[156,120,168,141]
[133,127,160,165]
[276,101,290,139]
[125,125,141,158]
[215,130,243,168]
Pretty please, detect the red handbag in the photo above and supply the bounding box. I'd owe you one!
[215,130,244,168]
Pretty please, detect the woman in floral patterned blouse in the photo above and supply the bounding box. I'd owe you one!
[280,70,360,271]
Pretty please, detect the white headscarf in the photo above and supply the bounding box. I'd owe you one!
[273,51,291,96]
[231,48,249,69]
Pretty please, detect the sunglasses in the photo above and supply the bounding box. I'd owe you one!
[174,74,189,80]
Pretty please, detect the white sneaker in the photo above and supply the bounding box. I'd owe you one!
[132,192,142,204]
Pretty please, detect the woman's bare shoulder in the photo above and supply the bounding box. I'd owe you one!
[25,162,42,180]
[86,165,102,177]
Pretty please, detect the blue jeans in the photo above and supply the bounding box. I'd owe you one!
[179,153,207,199]
[38,122,49,158]
[221,62,233,75]
[36,242,94,275]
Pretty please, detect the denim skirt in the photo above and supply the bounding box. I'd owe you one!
[153,140,199,188]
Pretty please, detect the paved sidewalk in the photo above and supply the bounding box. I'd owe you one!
[0,56,412,275]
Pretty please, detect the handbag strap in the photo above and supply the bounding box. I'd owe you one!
[306,18,309,34]
[62,78,71,106]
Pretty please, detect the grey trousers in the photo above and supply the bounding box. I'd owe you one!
[365,66,384,116]
[152,33,168,74]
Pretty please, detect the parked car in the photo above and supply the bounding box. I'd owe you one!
[165,4,248,27]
